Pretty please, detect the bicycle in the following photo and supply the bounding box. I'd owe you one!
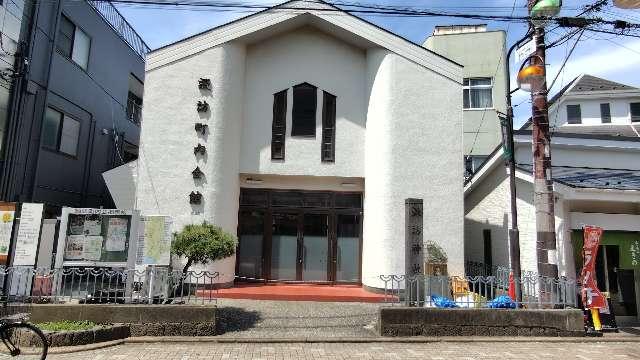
[0,308,48,359]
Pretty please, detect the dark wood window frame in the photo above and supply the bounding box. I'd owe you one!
[321,91,336,162]
[567,104,582,124]
[271,89,287,160]
[291,82,317,137]
[600,103,611,123]
[236,189,363,284]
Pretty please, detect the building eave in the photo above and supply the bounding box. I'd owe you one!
[145,0,463,82]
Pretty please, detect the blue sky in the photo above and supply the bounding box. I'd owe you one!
[117,0,640,127]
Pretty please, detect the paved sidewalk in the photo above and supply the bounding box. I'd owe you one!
[47,341,639,359]
[214,299,380,338]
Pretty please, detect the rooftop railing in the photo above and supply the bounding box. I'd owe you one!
[87,0,151,59]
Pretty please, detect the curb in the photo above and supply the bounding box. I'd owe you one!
[43,335,640,354]
[47,339,125,354]
[124,336,640,344]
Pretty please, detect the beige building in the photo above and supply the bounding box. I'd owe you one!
[424,25,508,176]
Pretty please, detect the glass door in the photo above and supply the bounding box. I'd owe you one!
[302,213,329,281]
[271,213,299,281]
[237,210,264,280]
[335,214,361,282]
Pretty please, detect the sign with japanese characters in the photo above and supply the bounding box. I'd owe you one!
[136,216,172,266]
[581,225,607,309]
[13,203,44,266]
[405,198,424,277]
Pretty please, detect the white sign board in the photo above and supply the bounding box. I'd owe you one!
[136,216,172,266]
[0,211,15,257]
[515,38,536,63]
[13,203,44,266]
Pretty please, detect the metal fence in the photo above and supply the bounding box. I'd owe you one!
[87,0,151,59]
[379,273,578,308]
[0,267,219,304]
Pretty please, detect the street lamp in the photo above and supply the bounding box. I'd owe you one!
[530,0,562,26]
[516,57,546,92]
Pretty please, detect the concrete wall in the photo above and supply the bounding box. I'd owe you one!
[379,308,584,337]
[363,49,463,287]
[424,30,507,157]
[550,96,640,128]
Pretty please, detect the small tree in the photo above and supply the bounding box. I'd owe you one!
[172,222,237,274]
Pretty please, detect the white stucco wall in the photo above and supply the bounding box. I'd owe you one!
[515,141,640,170]
[550,96,640,128]
[240,27,366,177]
[464,164,510,269]
[138,24,464,287]
[363,49,464,288]
[137,43,246,283]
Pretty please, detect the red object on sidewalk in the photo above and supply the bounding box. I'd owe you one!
[508,272,516,300]
[581,225,607,310]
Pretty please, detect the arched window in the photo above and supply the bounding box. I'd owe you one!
[291,82,317,136]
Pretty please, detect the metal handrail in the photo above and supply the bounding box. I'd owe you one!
[86,0,151,59]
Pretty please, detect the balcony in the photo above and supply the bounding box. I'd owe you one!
[126,98,142,125]
[87,0,150,59]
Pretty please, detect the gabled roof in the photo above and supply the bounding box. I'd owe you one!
[145,0,462,81]
[548,73,637,106]
[519,74,639,130]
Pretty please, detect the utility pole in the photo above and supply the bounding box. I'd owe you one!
[528,0,558,279]
[500,29,534,303]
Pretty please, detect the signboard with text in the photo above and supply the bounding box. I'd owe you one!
[136,216,173,266]
[580,225,607,309]
[13,203,44,266]
[55,208,139,268]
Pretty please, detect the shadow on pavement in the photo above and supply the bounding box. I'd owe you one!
[216,307,262,335]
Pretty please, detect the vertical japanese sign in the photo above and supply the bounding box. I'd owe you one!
[581,225,607,309]
[0,205,15,264]
[13,203,44,266]
[405,198,424,277]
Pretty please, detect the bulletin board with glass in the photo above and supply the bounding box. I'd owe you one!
[56,208,139,268]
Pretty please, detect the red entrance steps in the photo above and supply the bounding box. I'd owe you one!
[201,283,394,303]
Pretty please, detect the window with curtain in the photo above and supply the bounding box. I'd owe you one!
[57,15,91,70]
[271,90,287,160]
[600,103,611,123]
[567,104,582,124]
[291,83,317,136]
[463,78,493,109]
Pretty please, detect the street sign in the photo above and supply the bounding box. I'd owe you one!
[515,38,536,63]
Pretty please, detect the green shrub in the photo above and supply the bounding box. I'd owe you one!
[172,222,237,273]
[36,320,97,332]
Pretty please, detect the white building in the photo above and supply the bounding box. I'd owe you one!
[465,75,640,319]
[132,0,464,289]
[522,74,640,134]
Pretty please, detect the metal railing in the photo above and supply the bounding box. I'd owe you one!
[0,267,219,304]
[87,0,151,59]
[126,98,142,125]
[379,273,578,309]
